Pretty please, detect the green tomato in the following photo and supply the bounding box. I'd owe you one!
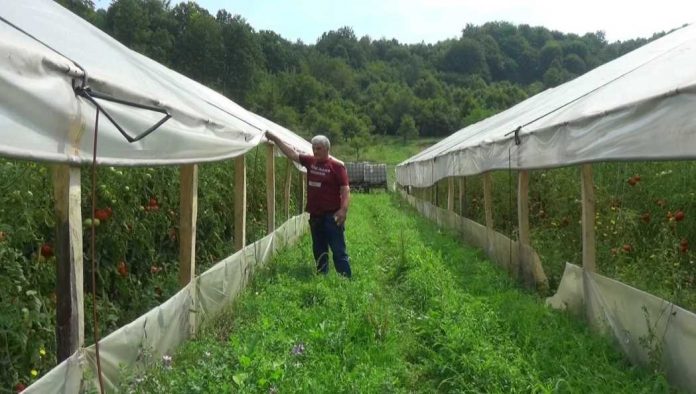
[83,218,101,227]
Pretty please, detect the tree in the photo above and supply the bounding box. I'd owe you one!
[258,30,301,73]
[439,38,489,79]
[315,26,366,68]
[105,0,174,64]
[343,114,372,160]
[398,115,418,142]
[278,72,326,112]
[217,11,263,104]
[563,53,586,75]
[170,2,223,87]
[539,40,563,71]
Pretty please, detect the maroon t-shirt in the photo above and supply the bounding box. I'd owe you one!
[299,154,348,215]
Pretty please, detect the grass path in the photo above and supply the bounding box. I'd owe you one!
[128,193,673,393]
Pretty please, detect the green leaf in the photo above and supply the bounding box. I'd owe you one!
[232,372,248,386]
[239,355,252,368]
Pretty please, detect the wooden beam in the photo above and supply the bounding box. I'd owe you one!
[581,164,596,272]
[179,164,198,287]
[432,182,440,206]
[447,177,454,211]
[299,172,307,215]
[458,177,466,217]
[266,143,276,234]
[517,170,530,246]
[284,159,292,220]
[52,165,84,362]
[234,156,246,250]
[483,172,493,230]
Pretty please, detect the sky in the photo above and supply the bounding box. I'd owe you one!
[95,0,694,44]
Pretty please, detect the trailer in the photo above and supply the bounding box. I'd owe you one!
[346,162,388,192]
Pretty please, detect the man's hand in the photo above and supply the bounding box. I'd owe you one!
[265,131,278,143]
[265,130,299,162]
[334,208,347,226]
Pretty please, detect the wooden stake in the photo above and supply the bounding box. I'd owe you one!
[581,164,596,272]
[52,165,84,362]
[517,170,530,246]
[284,160,292,220]
[300,172,307,215]
[234,156,246,250]
[447,177,454,211]
[483,172,493,230]
[458,177,466,216]
[179,164,198,287]
[266,144,276,234]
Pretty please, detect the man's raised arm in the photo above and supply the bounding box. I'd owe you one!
[265,131,300,163]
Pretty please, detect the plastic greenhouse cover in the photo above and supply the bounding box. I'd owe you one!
[397,22,696,187]
[0,0,312,166]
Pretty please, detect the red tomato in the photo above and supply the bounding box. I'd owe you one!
[117,261,128,277]
[675,210,685,222]
[40,243,54,258]
[94,209,110,222]
[622,244,632,253]
[15,382,26,392]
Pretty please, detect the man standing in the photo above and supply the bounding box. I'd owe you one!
[265,132,352,277]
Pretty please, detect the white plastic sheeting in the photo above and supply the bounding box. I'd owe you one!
[25,213,309,393]
[548,263,696,392]
[0,0,311,166]
[397,23,696,187]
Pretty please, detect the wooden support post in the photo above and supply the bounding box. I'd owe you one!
[483,172,493,230]
[517,171,530,246]
[234,156,246,250]
[266,143,276,234]
[581,164,596,272]
[433,183,438,206]
[179,164,198,287]
[284,160,292,220]
[447,177,454,211]
[299,172,307,215]
[458,177,466,216]
[52,165,84,362]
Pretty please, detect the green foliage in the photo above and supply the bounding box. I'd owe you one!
[217,11,264,104]
[397,114,418,143]
[123,194,672,392]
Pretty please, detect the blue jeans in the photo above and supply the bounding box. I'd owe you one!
[309,214,351,277]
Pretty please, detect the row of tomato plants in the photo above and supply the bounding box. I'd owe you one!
[429,161,696,310]
[0,150,300,392]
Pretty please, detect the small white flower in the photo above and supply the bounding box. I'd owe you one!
[162,354,172,369]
